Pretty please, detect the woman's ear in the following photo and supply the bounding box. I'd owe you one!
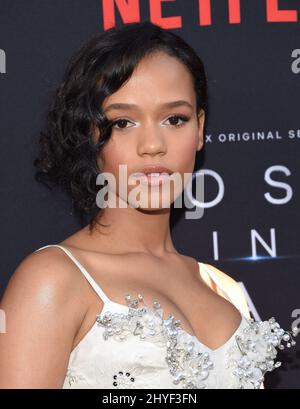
[92,124,100,144]
[197,109,205,151]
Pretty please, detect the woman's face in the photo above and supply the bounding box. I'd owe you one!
[95,51,205,211]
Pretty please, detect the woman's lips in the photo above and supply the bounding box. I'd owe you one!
[131,172,173,186]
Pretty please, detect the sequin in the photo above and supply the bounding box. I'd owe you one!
[112,371,135,388]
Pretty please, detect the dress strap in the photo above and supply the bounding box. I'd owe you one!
[199,262,251,319]
[34,244,110,303]
[199,262,232,303]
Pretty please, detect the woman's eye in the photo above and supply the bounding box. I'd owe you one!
[111,115,190,131]
[111,119,133,130]
[165,115,190,128]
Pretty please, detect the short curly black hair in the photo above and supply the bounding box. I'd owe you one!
[34,21,207,232]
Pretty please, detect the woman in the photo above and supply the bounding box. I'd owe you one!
[0,22,297,389]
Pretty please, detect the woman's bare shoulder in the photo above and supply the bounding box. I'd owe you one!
[0,247,89,387]
[0,246,89,344]
[3,246,87,305]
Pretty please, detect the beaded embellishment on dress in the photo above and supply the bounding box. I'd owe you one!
[225,317,298,388]
[96,293,298,389]
[112,371,135,388]
[96,293,214,388]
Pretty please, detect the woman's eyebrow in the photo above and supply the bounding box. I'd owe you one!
[103,100,193,114]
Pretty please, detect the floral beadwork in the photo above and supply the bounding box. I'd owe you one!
[112,371,135,388]
[96,294,169,346]
[96,293,214,388]
[95,292,298,389]
[226,317,298,389]
[65,368,86,387]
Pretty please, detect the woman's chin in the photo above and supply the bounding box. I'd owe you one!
[128,196,174,211]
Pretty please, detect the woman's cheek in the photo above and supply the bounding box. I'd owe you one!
[173,137,197,172]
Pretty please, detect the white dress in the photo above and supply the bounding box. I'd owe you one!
[34,244,297,389]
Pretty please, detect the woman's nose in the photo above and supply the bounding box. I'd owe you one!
[136,122,167,156]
